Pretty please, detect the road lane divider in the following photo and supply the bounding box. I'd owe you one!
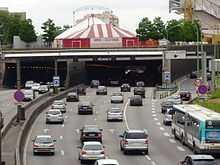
[177,146,185,152]
[123,99,130,130]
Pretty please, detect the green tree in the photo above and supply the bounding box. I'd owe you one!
[41,19,57,47]
[152,17,166,40]
[136,17,154,41]
[166,19,183,42]
[19,19,37,44]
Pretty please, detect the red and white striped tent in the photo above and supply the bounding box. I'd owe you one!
[54,17,139,48]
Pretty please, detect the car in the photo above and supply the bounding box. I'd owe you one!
[179,91,192,101]
[133,87,145,98]
[96,86,107,95]
[130,95,143,106]
[167,95,182,104]
[23,89,34,101]
[78,101,94,114]
[66,92,79,102]
[90,80,100,88]
[207,72,211,80]
[163,113,172,126]
[179,155,217,165]
[80,125,103,143]
[109,79,120,86]
[31,83,40,91]
[46,109,64,124]
[32,135,56,155]
[111,93,124,103]
[46,82,54,88]
[94,159,119,165]
[161,101,174,113]
[136,81,145,87]
[120,83,131,92]
[76,87,86,95]
[38,85,49,94]
[107,107,123,121]
[25,80,34,89]
[190,71,198,79]
[78,141,105,164]
[119,129,148,154]
[52,100,66,113]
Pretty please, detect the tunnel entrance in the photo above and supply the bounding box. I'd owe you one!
[85,60,162,87]
[3,60,67,88]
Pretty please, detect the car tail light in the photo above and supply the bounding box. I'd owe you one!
[48,143,54,147]
[81,150,87,155]
[33,144,39,147]
[145,139,148,144]
[97,133,102,138]
[101,150,105,154]
[82,134,86,137]
[123,140,128,145]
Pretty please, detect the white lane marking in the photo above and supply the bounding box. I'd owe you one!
[123,99,130,130]
[169,139,176,143]
[156,122,161,126]
[177,146,185,152]
[43,128,49,133]
[152,111,156,113]
[160,127,165,131]
[62,124,65,127]
[61,150,65,156]
[60,136,63,140]
[152,107,155,111]
[65,116,68,119]
[153,118,158,121]
[94,118,97,121]
[109,129,114,134]
[76,129,80,134]
[152,114,157,117]
[145,155,151,161]
[152,161,156,165]
[163,132,170,137]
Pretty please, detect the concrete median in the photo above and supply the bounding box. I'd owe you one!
[15,84,85,165]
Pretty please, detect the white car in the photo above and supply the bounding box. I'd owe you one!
[111,93,124,103]
[46,109,64,124]
[31,83,40,91]
[38,85,49,94]
[32,135,56,155]
[23,89,34,101]
[52,100,66,113]
[107,107,123,121]
[78,141,105,163]
[25,80,34,89]
[163,113,172,126]
[94,159,119,165]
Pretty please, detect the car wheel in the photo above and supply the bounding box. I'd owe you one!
[123,150,128,155]
[144,150,148,155]
[80,160,85,164]
[51,152,55,156]
[181,134,185,145]
[120,144,123,151]
[33,151,36,155]
[193,143,197,154]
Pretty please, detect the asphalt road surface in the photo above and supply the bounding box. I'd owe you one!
[24,87,220,165]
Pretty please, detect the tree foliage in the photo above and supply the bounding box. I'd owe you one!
[0,11,37,46]
[136,17,202,42]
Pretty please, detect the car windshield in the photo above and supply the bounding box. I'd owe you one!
[84,144,102,150]
[84,127,100,132]
[192,160,216,165]
[53,101,64,105]
[126,132,147,139]
[48,111,60,115]
[35,137,52,143]
[110,108,121,113]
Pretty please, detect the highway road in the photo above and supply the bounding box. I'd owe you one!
[24,86,205,165]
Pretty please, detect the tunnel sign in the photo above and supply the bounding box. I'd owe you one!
[164,71,171,81]
[53,76,60,87]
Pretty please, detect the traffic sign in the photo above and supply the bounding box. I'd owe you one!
[53,76,60,87]
[14,90,24,102]
[198,84,208,95]
[164,71,171,81]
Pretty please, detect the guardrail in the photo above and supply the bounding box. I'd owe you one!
[15,84,85,165]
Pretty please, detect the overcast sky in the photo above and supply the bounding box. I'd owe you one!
[0,0,181,34]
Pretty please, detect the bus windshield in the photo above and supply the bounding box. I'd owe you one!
[205,131,220,143]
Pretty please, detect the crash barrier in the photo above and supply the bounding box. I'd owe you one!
[15,84,85,165]
[158,88,178,99]
[2,89,53,139]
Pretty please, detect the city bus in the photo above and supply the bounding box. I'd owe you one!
[172,104,220,154]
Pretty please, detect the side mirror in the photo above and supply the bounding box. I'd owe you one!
[32,139,35,142]
[77,146,82,149]
[100,128,103,131]
[119,135,123,138]
[53,139,56,142]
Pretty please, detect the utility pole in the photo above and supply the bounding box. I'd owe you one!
[211,44,217,90]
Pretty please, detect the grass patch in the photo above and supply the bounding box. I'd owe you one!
[209,90,220,99]
[195,99,220,113]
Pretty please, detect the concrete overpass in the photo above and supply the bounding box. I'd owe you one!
[0,47,212,88]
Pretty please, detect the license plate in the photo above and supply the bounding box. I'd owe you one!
[89,134,95,136]
[88,157,97,160]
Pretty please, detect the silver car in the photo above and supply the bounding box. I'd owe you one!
[78,141,105,163]
[163,113,172,126]
[111,93,124,103]
[107,107,123,121]
[52,100,66,113]
[46,109,64,124]
[32,135,56,155]
[119,129,148,154]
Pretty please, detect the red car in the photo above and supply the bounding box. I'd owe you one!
[179,91,192,101]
